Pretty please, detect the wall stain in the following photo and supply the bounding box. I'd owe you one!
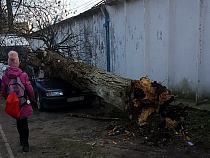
[157,30,162,40]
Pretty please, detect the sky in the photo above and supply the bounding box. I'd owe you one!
[68,0,103,16]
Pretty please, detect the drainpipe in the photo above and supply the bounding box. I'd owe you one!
[54,15,59,24]
[103,2,110,72]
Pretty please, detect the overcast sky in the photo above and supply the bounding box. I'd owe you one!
[68,0,102,15]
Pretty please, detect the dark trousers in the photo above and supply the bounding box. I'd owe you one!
[16,118,29,145]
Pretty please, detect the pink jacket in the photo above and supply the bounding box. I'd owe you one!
[1,67,34,119]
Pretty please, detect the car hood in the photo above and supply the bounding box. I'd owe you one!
[36,77,81,92]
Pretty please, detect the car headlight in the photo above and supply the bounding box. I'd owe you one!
[46,91,63,97]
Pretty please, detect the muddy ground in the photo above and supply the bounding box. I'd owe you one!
[0,96,210,158]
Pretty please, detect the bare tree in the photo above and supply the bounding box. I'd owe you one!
[1,0,92,61]
[0,0,8,33]
[6,0,13,32]
[0,0,103,63]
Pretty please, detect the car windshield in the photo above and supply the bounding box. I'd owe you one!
[23,65,51,80]
[35,69,52,81]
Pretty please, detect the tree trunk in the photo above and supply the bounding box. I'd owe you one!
[26,51,174,125]
[6,0,13,32]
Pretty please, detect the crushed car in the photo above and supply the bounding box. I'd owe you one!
[23,65,94,111]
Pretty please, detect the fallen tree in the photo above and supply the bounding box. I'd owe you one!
[26,50,174,126]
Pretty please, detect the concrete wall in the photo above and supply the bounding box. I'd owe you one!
[29,9,107,70]
[29,0,210,101]
[168,0,200,99]
[107,0,210,101]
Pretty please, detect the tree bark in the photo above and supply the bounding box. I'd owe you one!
[26,51,174,125]
[26,51,131,110]
[6,0,13,32]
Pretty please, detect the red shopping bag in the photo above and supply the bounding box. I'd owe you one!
[5,92,21,118]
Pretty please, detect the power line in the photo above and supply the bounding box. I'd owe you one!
[81,0,104,11]
[69,0,103,12]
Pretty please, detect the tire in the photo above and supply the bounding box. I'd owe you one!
[36,93,44,111]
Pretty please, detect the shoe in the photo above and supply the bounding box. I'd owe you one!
[23,144,29,152]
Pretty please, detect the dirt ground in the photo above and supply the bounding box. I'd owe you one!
[0,96,210,158]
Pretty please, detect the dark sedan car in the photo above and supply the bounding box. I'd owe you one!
[23,65,93,111]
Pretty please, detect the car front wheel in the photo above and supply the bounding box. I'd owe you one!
[36,93,44,111]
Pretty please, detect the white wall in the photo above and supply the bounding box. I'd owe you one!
[143,0,169,85]
[198,0,210,98]
[108,0,169,84]
[168,0,199,96]
[107,0,210,100]
[108,0,146,79]
[29,0,210,101]
[29,10,107,70]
